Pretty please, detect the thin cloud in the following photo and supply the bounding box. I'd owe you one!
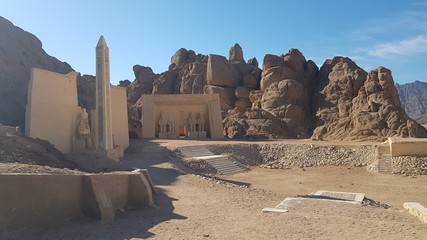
[411,1,427,7]
[367,35,427,57]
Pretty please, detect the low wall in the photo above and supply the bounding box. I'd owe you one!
[388,137,427,157]
[392,156,427,175]
[0,171,154,234]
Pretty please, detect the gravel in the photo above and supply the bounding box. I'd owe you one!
[208,143,378,169]
[392,156,427,175]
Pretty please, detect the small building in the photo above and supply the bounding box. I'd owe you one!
[139,94,223,139]
[377,137,427,157]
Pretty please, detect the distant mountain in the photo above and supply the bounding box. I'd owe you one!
[0,16,74,129]
[396,80,427,126]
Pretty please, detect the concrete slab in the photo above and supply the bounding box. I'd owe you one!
[403,202,427,224]
[262,208,288,213]
[263,191,366,214]
[312,190,365,204]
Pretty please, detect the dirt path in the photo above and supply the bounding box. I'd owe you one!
[17,139,427,240]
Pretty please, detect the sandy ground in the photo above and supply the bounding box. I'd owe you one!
[10,139,427,240]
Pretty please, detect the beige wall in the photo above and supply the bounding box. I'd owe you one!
[111,86,129,156]
[0,172,154,234]
[389,137,427,157]
[26,68,80,153]
[26,68,129,157]
[140,94,223,139]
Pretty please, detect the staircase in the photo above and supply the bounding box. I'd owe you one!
[177,145,247,175]
[377,154,392,173]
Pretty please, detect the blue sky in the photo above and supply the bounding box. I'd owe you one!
[1,0,427,84]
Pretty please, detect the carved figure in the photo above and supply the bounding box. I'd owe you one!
[198,112,205,132]
[159,112,166,133]
[78,108,91,136]
[188,113,195,131]
[167,112,175,133]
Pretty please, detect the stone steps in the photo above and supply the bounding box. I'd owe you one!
[177,146,246,175]
[378,154,392,174]
[177,145,213,157]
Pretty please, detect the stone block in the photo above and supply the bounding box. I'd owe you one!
[128,173,154,208]
[198,131,207,139]
[159,132,168,139]
[187,131,198,139]
[404,202,427,224]
[82,176,115,223]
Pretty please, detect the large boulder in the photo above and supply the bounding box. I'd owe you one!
[207,54,242,88]
[153,70,178,94]
[204,85,236,110]
[179,62,207,94]
[170,48,196,67]
[133,65,155,85]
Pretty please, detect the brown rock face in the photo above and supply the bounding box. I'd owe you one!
[223,49,317,139]
[204,85,236,110]
[125,43,425,141]
[312,58,427,141]
[127,48,208,136]
[207,54,242,88]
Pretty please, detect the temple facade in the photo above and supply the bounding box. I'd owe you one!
[139,94,223,139]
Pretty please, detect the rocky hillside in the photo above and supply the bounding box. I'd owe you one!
[0,16,74,129]
[396,81,427,125]
[128,47,427,141]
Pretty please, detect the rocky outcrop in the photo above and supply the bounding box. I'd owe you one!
[229,43,244,62]
[396,80,427,126]
[0,16,73,129]
[312,57,427,141]
[77,74,96,111]
[126,48,209,136]
[204,45,261,112]
[223,49,317,139]
[127,44,262,137]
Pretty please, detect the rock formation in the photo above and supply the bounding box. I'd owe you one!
[126,48,209,136]
[311,57,427,141]
[0,16,73,129]
[223,49,317,139]
[127,44,262,137]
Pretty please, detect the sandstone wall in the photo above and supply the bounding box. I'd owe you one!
[111,86,130,156]
[25,68,80,153]
[0,172,154,234]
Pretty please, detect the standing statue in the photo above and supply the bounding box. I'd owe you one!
[188,113,195,132]
[78,108,91,136]
[77,108,93,149]
[167,112,175,133]
[198,112,205,132]
[159,112,166,133]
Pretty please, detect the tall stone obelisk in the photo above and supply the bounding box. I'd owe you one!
[95,35,113,151]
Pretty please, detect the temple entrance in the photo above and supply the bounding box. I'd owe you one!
[179,125,186,138]
[139,94,223,139]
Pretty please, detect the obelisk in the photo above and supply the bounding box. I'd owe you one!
[95,35,113,151]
